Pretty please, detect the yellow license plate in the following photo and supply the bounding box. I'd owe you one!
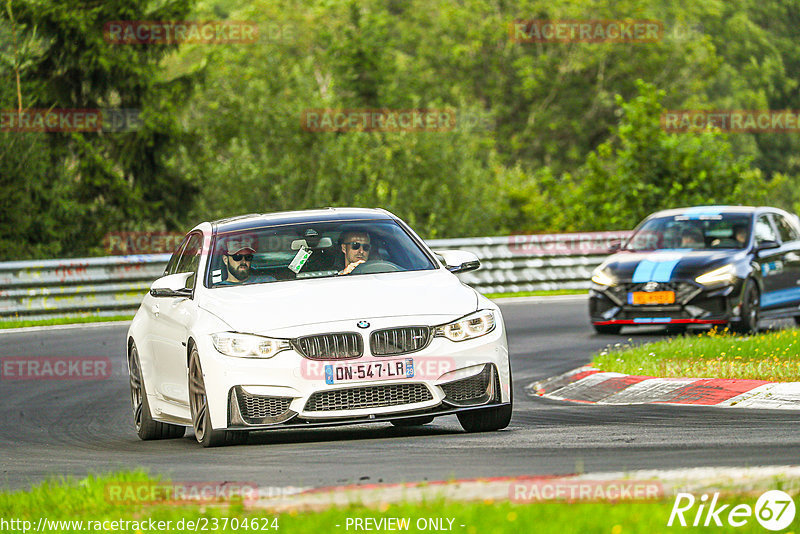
[630,291,675,305]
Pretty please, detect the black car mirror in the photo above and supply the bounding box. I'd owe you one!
[608,239,622,253]
[756,240,780,253]
[150,272,193,298]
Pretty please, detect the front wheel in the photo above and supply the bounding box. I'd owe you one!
[731,279,760,334]
[189,346,247,447]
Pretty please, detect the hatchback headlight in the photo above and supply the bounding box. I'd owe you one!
[695,264,737,286]
[434,310,496,342]
[211,332,290,358]
[591,268,617,286]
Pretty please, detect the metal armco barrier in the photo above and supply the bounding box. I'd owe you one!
[0,231,631,321]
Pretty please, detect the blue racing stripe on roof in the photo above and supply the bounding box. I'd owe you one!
[679,207,722,220]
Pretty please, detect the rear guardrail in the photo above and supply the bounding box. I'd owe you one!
[0,231,630,321]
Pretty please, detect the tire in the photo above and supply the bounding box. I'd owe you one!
[593,324,622,335]
[731,279,760,334]
[457,403,512,433]
[794,316,800,326]
[128,343,185,440]
[188,345,248,447]
[390,416,434,427]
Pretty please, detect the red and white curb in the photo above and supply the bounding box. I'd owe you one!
[528,366,800,409]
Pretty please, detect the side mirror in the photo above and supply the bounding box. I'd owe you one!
[150,272,193,298]
[434,250,481,274]
[756,240,780,254]
[608,239,622,253]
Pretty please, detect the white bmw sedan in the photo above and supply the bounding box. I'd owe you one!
[127,208,512,446]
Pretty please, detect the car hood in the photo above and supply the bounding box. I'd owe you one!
[599,249,746,283]
[198,269,479,333]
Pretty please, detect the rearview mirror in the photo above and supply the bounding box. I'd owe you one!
[291,237,333,250]
[150,272,193,298]
[434,250,481,274]
[608,239,622,253]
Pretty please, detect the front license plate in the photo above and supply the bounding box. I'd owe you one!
[629,291,675,305]
[325,358,414,385]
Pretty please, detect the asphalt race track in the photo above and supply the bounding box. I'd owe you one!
[1,296,798,490]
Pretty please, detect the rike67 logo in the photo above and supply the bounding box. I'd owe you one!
[668,490,796,530]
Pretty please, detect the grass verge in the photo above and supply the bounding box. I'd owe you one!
[0,315,134,330]
[0,471,789,534]
[484,289,587,299]
[592,327,800,381]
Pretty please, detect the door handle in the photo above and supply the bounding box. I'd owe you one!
[151,303,160,318]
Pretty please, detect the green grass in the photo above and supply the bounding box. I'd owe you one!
[484,289,587,299]
[0,314,134,329]
[592,327,800,381]
[0,472,791,533]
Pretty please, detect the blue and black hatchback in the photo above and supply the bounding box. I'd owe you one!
[589,206,800,334]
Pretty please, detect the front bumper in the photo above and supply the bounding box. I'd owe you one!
[589,279,745,326]
[197,315,511,431]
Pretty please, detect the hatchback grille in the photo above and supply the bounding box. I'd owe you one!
[304,383,433,412]
[440,365,493,403]
[371,326,431,356]
[609,281,699,305]
[293,333,363,360]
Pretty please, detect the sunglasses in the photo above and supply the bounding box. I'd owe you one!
[227,253,253,262]
[344,242,371,252]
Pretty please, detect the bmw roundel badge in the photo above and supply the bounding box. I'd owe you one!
[357,320,370,329]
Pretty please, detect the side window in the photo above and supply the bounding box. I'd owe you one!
[164,235,190,276]
[754,215,778,244]
[174,233,203,289]
[774,214,800,243]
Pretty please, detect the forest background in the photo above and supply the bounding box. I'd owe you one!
[2,0,800,259]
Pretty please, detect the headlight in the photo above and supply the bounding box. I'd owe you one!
[211,332,290,358]
[695,264,737,286]
[591,268,617,286]
[434,310,496,342]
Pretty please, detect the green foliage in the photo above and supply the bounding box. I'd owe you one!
[5,0,800,256]
[593,327,800,381]
[0,0,198,259]
[567,80,757,231]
